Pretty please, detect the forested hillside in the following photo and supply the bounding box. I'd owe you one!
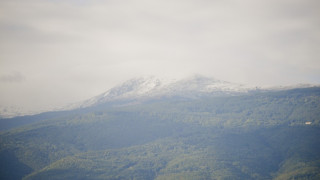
[1,87,320,179]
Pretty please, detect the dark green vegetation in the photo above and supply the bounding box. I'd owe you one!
[1,87,320,179]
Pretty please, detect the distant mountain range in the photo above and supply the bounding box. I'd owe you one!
[0,75,317,118]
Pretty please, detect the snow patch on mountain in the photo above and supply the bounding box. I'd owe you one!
[263,83,318,91]
[164,74,252,94]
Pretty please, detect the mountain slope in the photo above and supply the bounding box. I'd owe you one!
[22,127,320,180]
[0,87,319,179]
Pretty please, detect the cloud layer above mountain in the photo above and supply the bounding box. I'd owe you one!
[0,0,319,110]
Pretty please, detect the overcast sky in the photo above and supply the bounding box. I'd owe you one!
[1,0,320,111]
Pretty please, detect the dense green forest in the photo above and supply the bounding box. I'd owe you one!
[1,87,320,179]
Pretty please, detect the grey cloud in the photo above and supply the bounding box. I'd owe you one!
[0,72,26,83]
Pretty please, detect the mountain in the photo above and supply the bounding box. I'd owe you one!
[1,75,318,130]
[1,75,253,118]
[67,75,255,109]
[1,75,317,118]
[0,84,320,179]
[0,75,256,131]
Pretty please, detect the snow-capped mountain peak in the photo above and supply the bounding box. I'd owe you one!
[72,75,254,109]
[0,75,258,117]
[70,76,176,108]
[2,75,318,118]
[102,76,169,98]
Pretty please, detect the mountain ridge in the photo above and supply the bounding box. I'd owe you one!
[1,74,319,118]
[66,74,255,110]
